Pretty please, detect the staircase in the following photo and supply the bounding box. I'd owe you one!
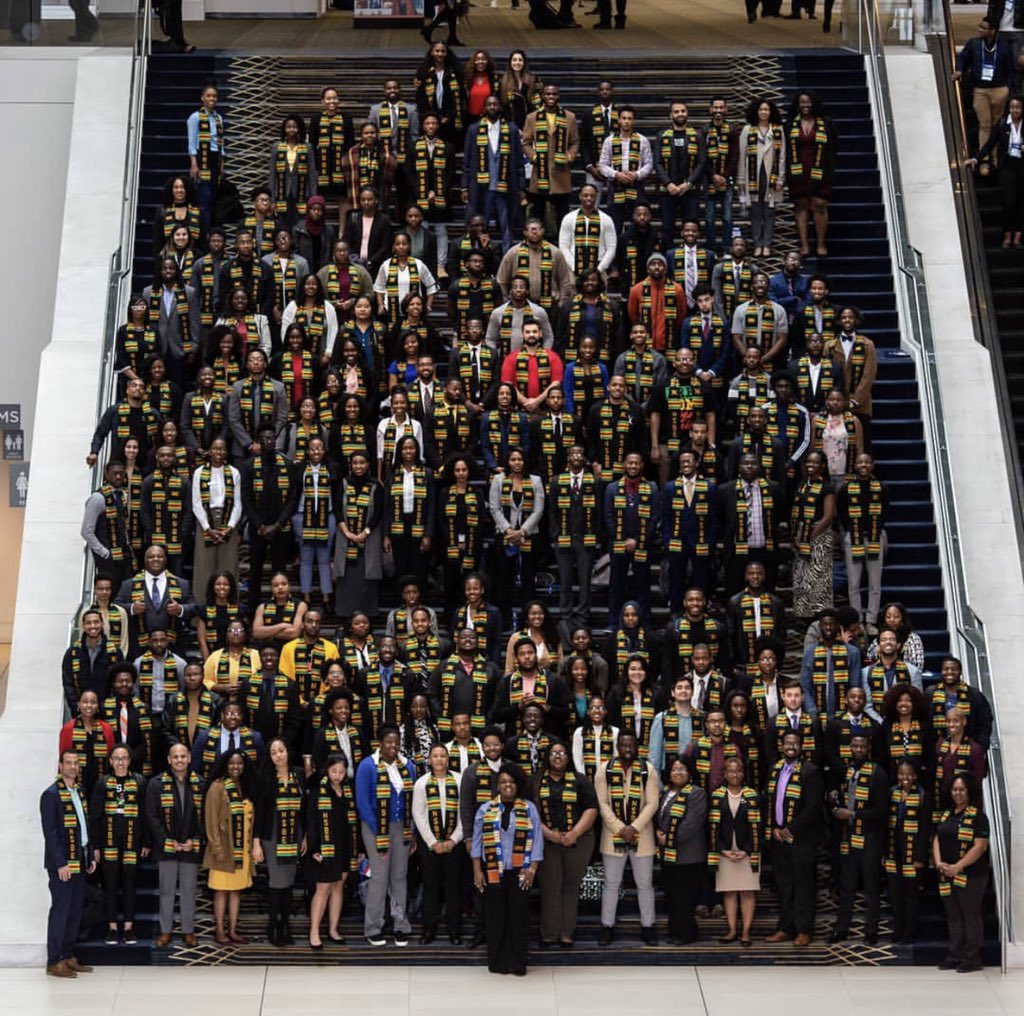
[95,48,993,968]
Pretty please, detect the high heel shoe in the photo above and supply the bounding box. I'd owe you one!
[309,939,324,951]
[718,931,739,944]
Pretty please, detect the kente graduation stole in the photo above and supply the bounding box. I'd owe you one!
[611,134,641,203]
[515,242,555,308]
[708,786,761,870]
[581,727,615,781]
[415,137,448,211]
[389,468,428,538]
[293,305,328,357]
[431,399,470,470]
[508,668,548,715]
[199,465,235,544]
[704,121,732,194]
[535,414,575,481]
[136,652,179,711]
[767,759,805,831]
[340,635,378,681]
[273,772,303,858]
[317,112,349,187]
[564,296,613,364]
[933,739,976,824]
[810,643,850,718]
[639,279,679,345]
[606,758,649,836]
[212,356,241,393]
[238,377,277,431]
[597,402,634,474]
[886,786,924,878]
[514,347,551,396]
[888,719,926,769]
[865,659,911,712]
[570,362,604,421]
[531,108,569,191]
[158,770,203,854]
[803,303,836,344]
[664,376,704,451]
[149,285,194,356]
[481,797,534,882]
[738,593,775,674]
[660,784,696,864]
[99,484,128,563]
[445,737,482,774]
[553,473,598,548]
[539,770,579,831]
[101,775,143,864]
[773,712,817,760]
[481,410,526,470]
[622,348,656,404]
[620,689,656,757]
[590,103,617,154]
[666,475,712,558]
[611,481,654,562]
[380,102,411,158]
[789,117,829,181]
[438,655,490,735]
[343,483,373,561]
[845,478,885,557]
[455,281,498,328]
[931,682,972,740]
[121,324,155,376]
[673,616,720,676]
[221,778,248,867]
[243,215,277,256]
[200,724,257,778]
[274,142,311,215]
[374,753,414,849]
[56,779,85,874]
[384,258,420,325]
[169,689,216,747]
[363,665,408,743]
[244,674,293,736]
[937,806,980,895]
[743,301,775,354]
[70,717,109,776]
[442,487,480,569]
[614,626,647,678]
[664,708,706,762]
[474,120,511,192]
[196,108,222,181]
[747,124,783,192]
[834,714,874,764]
[130,571,184,647]
[839,762,879,854]
[424,773,460,841]
[572,211,602,273]
[263,597,298,628]
[300,465,331,542]
[790,479,825,557]
[148,470,185,556]
[659,127,699,193]
[499,476,535,551]
[765,402,802,478]
[719,258,752,320]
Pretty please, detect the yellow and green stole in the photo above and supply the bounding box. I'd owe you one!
[621,348,657,404]
[619,689,656,758]
[414,137,448,212]
[552,473,598,548]
[508,669,548,719]
[803,303,836,344]
[343,482,373,561]
[221,778,248,867]
[195,108,222,181]
[885,785,924,878]
[833,713,875,765]
[931,682,972,741]
[672,616,720,677]
[363,664,408,744]
[323,262,361,306]
[438,654,490,735]
[147,470,185,556]
[514,347,551,397]
[810,643,850,719]
[473,119,511,192]
[200,724,257,779]
[274,142,311,215]
[445,737,482,774]
[839,762,879,854]
[442,487,480,570]
[379,102,412,158]
[704,121,732,196]
[515,243,555,309]
[121,324,155,377]
[281,352,316,418]
[158,770,203,854]
[605,758,649,839]
[773,712,817,761]
[538,770,579,831]
[198,464,235,544]
[614,626,648,679]
[273,772,303,859]
[611,134,641,203]
[639,279,679,345]
[389,468,428,538]
[148,285,194,356]
[572,211,602,273]
[384,258,420,326]
[99,483,129,564]
[738,593,776,676]
[431,399,470,471]
[300,465,331,543]
[597,401,635,476]
[168,689,217,748]
[564,296,613,365]
[660,783,696,863]
[665,709,707,763]
[865,659,911,713]
[788,116,829,181]
[237,377,277,428]
[937,806,980,895]
[481,797,534,882]
[663,376,705,454]
[887,719,927,771]
[101,774,143,864]
[766,758,806,832]
[424,773,460,841]
[790,479,825,557]
[316,778,359,871]
[581,727,615,781]
[455,282,498,329]
[499,476,535,551]
[316,112,349,187]
[933,738,976,823]
[747,124,783,192]
[243,215,277,256]
[708,786,761,870]
[718,258,752,321]
[845,478,885,558]
[136,652,179,712]
[263,597,298,629]
[374,753,414,850]
[244,674,293,736]
[534,414,575,481]
[55,779,85,874]
[611,480,654,561]
[69,717,109,778]
[531,108,569,191]
[658,125,699,192]
[589,103,617,156]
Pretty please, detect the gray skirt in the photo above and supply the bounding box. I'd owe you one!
[264,827,299,890]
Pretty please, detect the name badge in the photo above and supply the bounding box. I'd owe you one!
[980,64,995,82]
[1011,142,1022,158]
[674,138,687,147]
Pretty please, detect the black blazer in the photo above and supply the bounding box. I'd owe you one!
[343,211,394,277]
[768,759,824,845]
[144,772,203,862]
[715,479,783,551]
[715,789,758,855]
[254,767,307,840]
[115,571,198,652]
[40,782,89,874]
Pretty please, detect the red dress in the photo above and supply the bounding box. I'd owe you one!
[789,120,834,201]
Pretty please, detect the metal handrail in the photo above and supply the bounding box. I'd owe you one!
[849,0,1013,967]
[78,0,152,621]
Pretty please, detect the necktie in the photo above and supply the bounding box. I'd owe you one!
[572,476,580,497]
[603,108,611,134]
[423,384,433,414]
[554,416,562,442]
[686,251,697,298]
[471,349,481,393]
[791,714,799,731]
[120,703,128,741]
[252,383,263,431]
[229,731,237,754]
[695,679,705,710]
[152,577,160,603]
[703,316,711,342]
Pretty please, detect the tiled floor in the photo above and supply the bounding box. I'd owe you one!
[3,964,1023,1015]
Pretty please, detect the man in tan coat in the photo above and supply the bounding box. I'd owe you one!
[594,730,661,944]
[522,84,580,236]
[824,304,877,447]
[496,219,576,328]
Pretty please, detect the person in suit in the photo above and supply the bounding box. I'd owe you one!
[115,544,198,655]
[142,258,202,389]
[717,453,781,594]
[428,628,501,737]
[825,305,878,450]
[342,186,395,278]
[522,84,580,236]
[886,758,932,944]
[40,750,97,978]
[87,377,162,469]
[225,348,289,460]
[80,461,135,589]
[242,644,304,752]
[765,729,823,945]
[967,94,1024,248]
[768,251,809,336]
[726,561,785,681]
[826,733,889,943]
[369,79,420,187]
[61,609,124,716]
[579,80,617,198]
[653,102,707,249]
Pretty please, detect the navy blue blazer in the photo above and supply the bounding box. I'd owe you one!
[40,781,89,874]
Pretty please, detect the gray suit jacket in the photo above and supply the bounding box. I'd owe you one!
[142,284,201,361]
[226,376,289,459]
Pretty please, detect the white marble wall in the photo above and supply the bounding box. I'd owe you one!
[0,49,133,967]
[887,49,1024,965]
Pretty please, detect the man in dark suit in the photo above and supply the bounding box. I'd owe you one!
[239,422,295,616]
[716,453,781,594]
[80,460,134,592]
[827,733,889,944]
[342,185,395,277]
[240,644,303,752]
[40,750,97,977]
[726,560,786,680]
[144,742,203,947]
[61,608,123,714]
[428,628,501,737]
[115,544,198,655]
[217,227,272,310]
[765,729,823,946]
[142,258,202,389]
[225,348,289,460]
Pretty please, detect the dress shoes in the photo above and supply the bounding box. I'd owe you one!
[182,934,198,947]
[827,928,847,944]
[764,930,791,943]
[465,931,485,948]
[65,957,93,973]
[421,928,437,945]
[957,962,984,973]
[155,933,172,947]
[639,927,658,946]
[46,961,76,978]
[597,926,615,946]
[793,933,812,947]
[937,958,960,970]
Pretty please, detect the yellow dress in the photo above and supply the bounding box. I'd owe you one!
[208,799,254,891]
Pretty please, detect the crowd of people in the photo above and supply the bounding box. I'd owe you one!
[41,47,995,980]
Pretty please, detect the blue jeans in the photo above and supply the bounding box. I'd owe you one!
[705,185,734,254]
[482,191,513,252]
[293,512,336,596]
[195,152,221,231]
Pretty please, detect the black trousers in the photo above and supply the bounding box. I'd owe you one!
[887,872,921,942]
[772,841,816,936]
[555,543,595,632]
[999,161,1024,231]
[596,0,627,24]
[391,533,428,590]
[662,861,704,942]
[247,527,292,614]
[488,543,536,626]
[942,874,988,966]
[69,0,99,35]
[836,844,882,934]
[102,853,139,924]
[420,842,464,935]
[484,870,531,975]
[47,871,85,966]
[528,192,571,237]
